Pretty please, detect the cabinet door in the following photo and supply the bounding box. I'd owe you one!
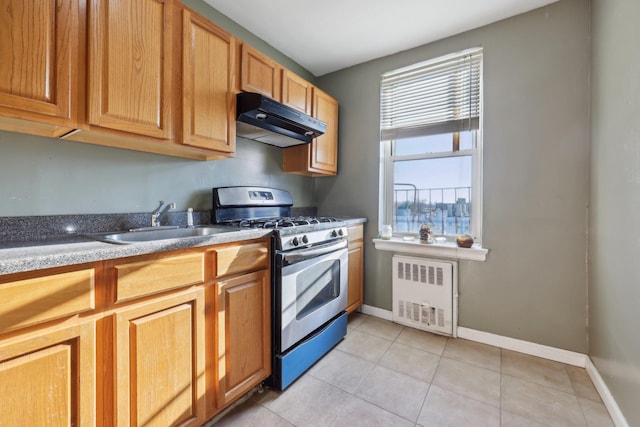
[240,44,281,100]
[310,88,339,174]
[0,0,79,132]
[216,270,270,408]
[88,0,173,139]
[181,8,236,153]
[282,87,339,176]
[114,288,205,427]
[347,240,364,314]
[282,70,312,115]
[0,321,95,426]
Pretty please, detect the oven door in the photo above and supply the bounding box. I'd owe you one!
[278,240,348,353]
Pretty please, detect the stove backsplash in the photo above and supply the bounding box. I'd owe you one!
[291,206,317,217]
[0,208,320,242]
[0,211,212,242]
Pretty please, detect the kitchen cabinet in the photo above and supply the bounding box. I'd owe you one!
[0,267,95,334]
[101,251,206,426]
[111,287,206,427]
[282,70,313,115]
[215,270,270,408]
[111,252,204,303]
[239,43,282,100]
[86,0,174,139]
[283,87,339,176]
[178,6,236,154]
[0,265,97,426]
[0,0,80,138]
[0,321,96,426]
[347,224,364,314]
[62,0,237,160]
[207,240,271,415]
[0,237,272,425]
[237,45,340,176]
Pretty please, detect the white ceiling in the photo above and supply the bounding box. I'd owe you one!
[202,0,558,77]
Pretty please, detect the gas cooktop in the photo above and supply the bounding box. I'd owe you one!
[222,216,340,229]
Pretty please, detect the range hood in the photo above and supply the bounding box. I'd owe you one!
[236,92,326,148]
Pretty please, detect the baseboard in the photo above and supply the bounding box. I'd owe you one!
[360,304,393,321]
[359,307,586,366]
[585,358,630,427]
[457,326,587,367]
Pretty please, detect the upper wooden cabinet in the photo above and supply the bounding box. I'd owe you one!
[87,0,173,139]
[0,0,80,137]
[282,70,312,115]
[238,46,340,176]
[62,0,238,160]
[283,87,339,176]
[179,8,236,154]
[310,88,339,174]
[240,44,281,100]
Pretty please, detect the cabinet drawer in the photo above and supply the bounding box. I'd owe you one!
[115,253,204,302]
[0,269,95,333]
[347,225,363,242]
[213,242,269,278]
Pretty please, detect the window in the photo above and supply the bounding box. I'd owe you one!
[380,48,483,244]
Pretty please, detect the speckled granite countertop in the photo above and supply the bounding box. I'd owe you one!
[0,215,367,276]
[0,228,271,276]
[336,217,367,226]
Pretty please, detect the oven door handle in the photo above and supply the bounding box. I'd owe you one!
[281,239,348,263]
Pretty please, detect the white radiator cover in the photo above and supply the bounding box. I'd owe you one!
[392,255,457,336]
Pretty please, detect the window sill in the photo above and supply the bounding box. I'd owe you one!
[373,237,488,261]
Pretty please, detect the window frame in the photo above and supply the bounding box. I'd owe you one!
[379,48,484,245]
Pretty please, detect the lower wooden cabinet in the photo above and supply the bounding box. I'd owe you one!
[347,224,364,313]
[111,287,206,427]
[212,269,271,411]
[0,238,272,425]
[0,320,96,426]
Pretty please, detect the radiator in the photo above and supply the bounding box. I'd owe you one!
[392,255,456,336]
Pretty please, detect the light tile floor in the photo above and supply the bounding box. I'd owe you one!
[207,313,614,427]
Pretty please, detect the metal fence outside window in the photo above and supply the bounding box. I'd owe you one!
[393,185,472,235]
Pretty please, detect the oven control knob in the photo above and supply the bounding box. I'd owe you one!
[291,237,299,246]
[338,228,344,236]
[301,235,309,244]
[331,229,338,238]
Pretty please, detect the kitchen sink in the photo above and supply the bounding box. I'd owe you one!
[88,226,235,244]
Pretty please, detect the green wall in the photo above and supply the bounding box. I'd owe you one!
[316,0,591,353]
[0,131,315,216]
[590,0,640,424]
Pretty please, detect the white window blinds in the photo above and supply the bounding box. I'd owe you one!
[380,48,482,141]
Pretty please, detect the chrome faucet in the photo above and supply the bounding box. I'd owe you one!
[151,201,176,227]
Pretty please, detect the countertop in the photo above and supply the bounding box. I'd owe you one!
[0,228,271,276]
[336,217,367,226]
[0,217,367,276]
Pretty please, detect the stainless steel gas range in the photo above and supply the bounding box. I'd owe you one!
[212,186,349,390]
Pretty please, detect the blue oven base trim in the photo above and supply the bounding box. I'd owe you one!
[273,312,348,390]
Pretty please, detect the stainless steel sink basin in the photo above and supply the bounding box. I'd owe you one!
[88,226,235,244]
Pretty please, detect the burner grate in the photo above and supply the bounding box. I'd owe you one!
[225,216,339,229]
